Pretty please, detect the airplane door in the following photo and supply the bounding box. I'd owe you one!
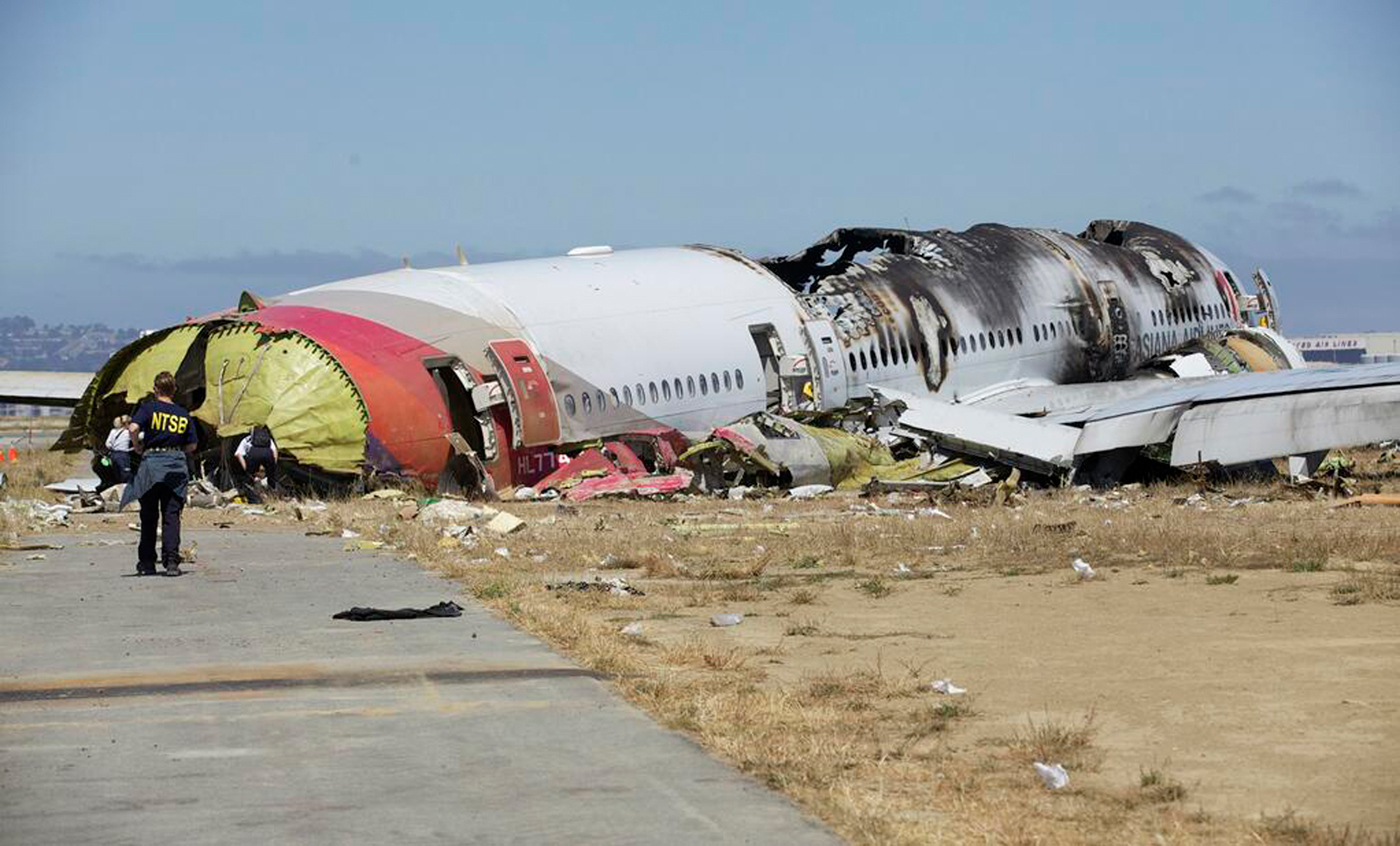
[801,318,849,410]
[485,339,561,448]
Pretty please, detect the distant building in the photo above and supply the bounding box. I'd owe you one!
[1290,333,1400,365]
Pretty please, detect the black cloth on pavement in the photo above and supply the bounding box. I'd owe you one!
[332,601,463,621]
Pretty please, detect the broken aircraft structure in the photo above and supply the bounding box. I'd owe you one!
[45,219,1400,494]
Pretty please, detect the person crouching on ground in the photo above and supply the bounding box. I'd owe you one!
[235,425,278,503]
[119,372,197,577]
[104,415,134,482]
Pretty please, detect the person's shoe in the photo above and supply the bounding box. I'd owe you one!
[163,563,183,577]
[136,564,157,576]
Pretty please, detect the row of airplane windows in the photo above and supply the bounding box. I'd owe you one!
[844,318,1079,375]
[843,303,1234,374]
[561,369,747,418]
[1152,302,1227,327]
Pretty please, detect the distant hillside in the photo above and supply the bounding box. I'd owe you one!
[0,315,139,372]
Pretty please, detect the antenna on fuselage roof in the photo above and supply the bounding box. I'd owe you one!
[402,256,411,268]
[456,244,468,265]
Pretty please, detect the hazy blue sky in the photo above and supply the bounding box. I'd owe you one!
[2,0,1397,333]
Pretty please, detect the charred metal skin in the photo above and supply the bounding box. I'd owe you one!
[758,220,1263,402]
[59,219,1296,490]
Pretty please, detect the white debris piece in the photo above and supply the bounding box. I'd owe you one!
[727,486,752,501]
[710,613,744,627]
[513,487,539,501]
[620,622,644,636]
[494,547,511,558]
[25,554,46,561]
[958,468,994,489]
[895,563,912,575]
[788,484,834,500]
[931,678,966,695]
[418,500,498,527]
[917,507,953,520]
[340,528,360,539]
[1071,557,1096,580]
[44,477,103,494]
[1033,762,1070,790]
[485,511,526,535]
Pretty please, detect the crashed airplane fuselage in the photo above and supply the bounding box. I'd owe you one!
[58,220,1306,490]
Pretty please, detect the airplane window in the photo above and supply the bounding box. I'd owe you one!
[974,333,982,350]
[1016,327,1024,345]
[859,350,868,370]
[595,390,605,411]
[564,394,577,417]
[1050,323,1057,339]
[662,380,672,401]
[849,353,858,371]
[673,378,683,400]
[636,383,646,405]
[711,372,720,393]
[581,392,592,415]
[624,385,633,405]
[938,336,948,361]
[699,374,708,396]
[994,330,1003,348]
[649,382,659,403]
[1033,325,1040,342]
[735,369,745,390]
[610,388,620,408]
[901,338,911,364]
[723,371,732,391]
[879,344,889,367]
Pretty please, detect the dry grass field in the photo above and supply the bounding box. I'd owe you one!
[10,446,1400,843]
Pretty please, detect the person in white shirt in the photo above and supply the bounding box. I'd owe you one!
[234,425,279,501]
[104,415,133,482]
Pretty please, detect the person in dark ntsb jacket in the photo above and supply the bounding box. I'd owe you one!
[120,372,198,577]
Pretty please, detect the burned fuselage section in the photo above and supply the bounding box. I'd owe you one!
[759,220,1278,406]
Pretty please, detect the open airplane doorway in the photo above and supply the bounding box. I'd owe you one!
[748,324,786,410]
[422,355,496,496]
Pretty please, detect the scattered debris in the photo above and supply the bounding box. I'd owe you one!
[24,553,46,561]
[1034,762,1070,790]
[1072,558,1097,580]
[361,488,408,500]
[930,678,966,695]
[620,622,644,637]
[344,539,387,551]
[1034,521,1077,535]
[340,528,360,539]
[332,601,462,621]
[710,613,744,627]
[788,484,834,500]
[548,577,645,597]
[484,511,526,535]
[418,500,498,526]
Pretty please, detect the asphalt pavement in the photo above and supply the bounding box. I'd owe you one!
[0,529,839,845]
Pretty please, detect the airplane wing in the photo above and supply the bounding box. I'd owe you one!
[873,361,1400,482]
[0,371,93,408]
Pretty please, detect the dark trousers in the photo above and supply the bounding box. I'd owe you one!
[138,485,183,568]
[238,448,277,503]
[112,451,132,483]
